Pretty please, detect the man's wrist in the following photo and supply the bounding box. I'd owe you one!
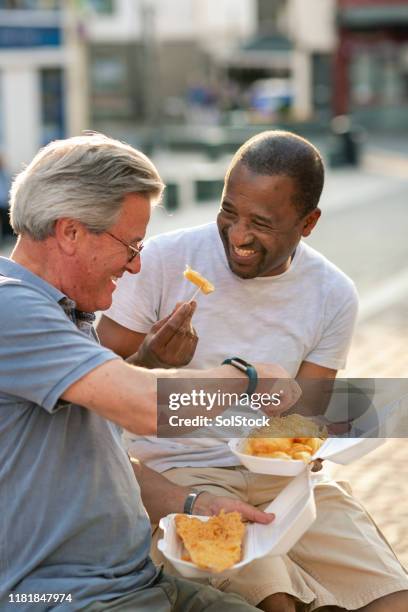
[188,490,214,516]
[222,357,258,396]
[183,488,206,515]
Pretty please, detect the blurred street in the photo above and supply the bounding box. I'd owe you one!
[1,136,407,569]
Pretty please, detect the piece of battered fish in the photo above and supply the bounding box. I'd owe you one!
[175,511,245,573]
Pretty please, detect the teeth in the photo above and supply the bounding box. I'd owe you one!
[233,246,256,257]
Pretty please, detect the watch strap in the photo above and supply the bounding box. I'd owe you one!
[222,357,258,396]
[183,488,204,515]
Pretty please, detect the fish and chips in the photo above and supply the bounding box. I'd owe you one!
[175,510,245,572]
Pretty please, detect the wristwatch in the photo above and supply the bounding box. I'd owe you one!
[222,357,258,396]
[183,488,205,515]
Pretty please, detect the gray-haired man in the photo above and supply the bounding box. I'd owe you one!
[0,133,295,611]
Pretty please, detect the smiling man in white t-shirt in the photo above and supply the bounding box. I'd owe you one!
[98,131,408,612]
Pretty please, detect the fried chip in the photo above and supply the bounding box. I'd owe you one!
[175,511,245,573]
[292,451,312,462]
[245,436,293,456]
[291,443,313,453]
[244,414,326,461]
[184,266,215,294]
[261,451,292,459]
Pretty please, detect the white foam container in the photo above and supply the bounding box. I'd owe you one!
[228,436,385,476]
[228,395,405,477]
[158,400,404,577]
[158,469,316,578]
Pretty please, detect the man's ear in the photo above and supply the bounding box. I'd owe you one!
[301,208,321,237]
[54,218,83,254]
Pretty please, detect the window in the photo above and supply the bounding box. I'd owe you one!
[257,0,286,33]
[86,0,114,14]
[40,68,65,144]
[0,0,59,9]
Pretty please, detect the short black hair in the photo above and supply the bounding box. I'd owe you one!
[226,130,324,217]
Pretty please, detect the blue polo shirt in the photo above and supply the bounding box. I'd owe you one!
[0,258,157,611]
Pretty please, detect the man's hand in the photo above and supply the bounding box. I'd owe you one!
[194,491,275,524]
[133,461,274,524]
[128,301,198,368]
[253,363,302,416]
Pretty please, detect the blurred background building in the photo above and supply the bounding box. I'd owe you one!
[1,0,407,174]
[0,0,64,171]
[335,0,408,129]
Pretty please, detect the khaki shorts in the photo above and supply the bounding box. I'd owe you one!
[151,466,408,611]
[83,567,257,611]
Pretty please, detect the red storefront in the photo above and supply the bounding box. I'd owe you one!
[334,0,408,128]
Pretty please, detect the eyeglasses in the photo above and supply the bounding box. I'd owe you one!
[105,232,144,263]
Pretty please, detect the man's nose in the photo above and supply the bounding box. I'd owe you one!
[125,255,142,275]
[229,219,253,246]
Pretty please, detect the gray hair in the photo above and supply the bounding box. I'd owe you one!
[10,133,164,240]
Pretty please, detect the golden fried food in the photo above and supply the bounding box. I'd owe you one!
[292,451,313,461]
[301,437,324,453]
[261,451,292,460]
[291,443,313,453]
[246,437,293,456]
[245,414,327,462]
[175,511,245,572]
[184,265,215,295]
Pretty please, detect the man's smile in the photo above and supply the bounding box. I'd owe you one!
[229,243,260,265]
[109,273,124,289]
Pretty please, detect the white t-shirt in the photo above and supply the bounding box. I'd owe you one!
[105,222,358,471]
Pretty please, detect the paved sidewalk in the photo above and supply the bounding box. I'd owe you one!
[331,303,408,570]
[319,141,408,572]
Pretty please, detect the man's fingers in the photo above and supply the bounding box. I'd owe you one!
[275,379,302,414]
[326,421,353,435]
[176,301,197,333]
[236,502,275,524]
[215,498,274,524]
[151,302,196,346]
[171,300,197,317]
[197,493,274,525]
[165,330,198,364]
[150,313,172,333]
[167,302,196,332]
[138,298,195,366]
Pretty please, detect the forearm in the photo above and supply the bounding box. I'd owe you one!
[63,359,249,436]
[62,359,159,434]
[131,458,190,523]
[97,315,145,359]
[292,363,337,418]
